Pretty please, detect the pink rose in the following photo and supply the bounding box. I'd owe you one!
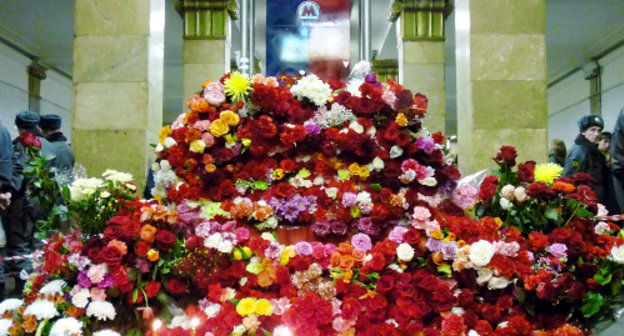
[203,90,225,106]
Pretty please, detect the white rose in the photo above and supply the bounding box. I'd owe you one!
[389,146,404,159]
[476,267,493,285]
[469,330,481,336]
[372,157,385,170]
[325,187,339,199]
[500,185,515,199]
[217,240,233,253]
[155,143,164,153]
[349,122,364,134]
[204,233,222,249]
[451,307,465,316]
[488,276,510,290]
[396,243,415,262]
[513,186,527,203]
[164,137,176,148]
[499,197,512,210]
[313,176,325,185]
[611,245,624,263]
[419,177,437,187]
[469,240,495,267]
[261,232,276,242]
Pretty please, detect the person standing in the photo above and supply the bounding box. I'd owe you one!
[0,121,16,299]
[611,110,624,212]
[598,132,612,166]
[548,139,567,166]
[563,115,619,214]
[39,114,74,183]
[2,111,56,294]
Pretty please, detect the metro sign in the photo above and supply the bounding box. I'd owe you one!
[297,1,320,21]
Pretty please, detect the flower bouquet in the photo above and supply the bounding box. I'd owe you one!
[2,65,622,336]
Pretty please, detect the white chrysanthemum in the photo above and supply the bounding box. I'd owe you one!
[72,288,91,308]
[93,330,122,336]
[39,279,67,296]
[0,318,12,335]
[313,103,357,128]
[24,299,59,320]
[102,169,133,184]
[86,301,116,321]
[290,74,332,107]
[0,298,23,315]
[69,177,104,202]
[50,317,83,336]
[169,315,192,330]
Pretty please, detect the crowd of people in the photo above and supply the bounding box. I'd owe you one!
[0,111,73,298]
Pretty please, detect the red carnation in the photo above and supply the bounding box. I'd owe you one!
[144,281,161,298]
[101,246,123,267]
[441,313,467,336]
[527,182,556,200]
[479,176,499,201]
[156,230,176,251]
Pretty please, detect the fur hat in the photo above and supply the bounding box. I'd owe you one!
[578,115,604,132]
[40,114,62,130]
[15,111,40,129]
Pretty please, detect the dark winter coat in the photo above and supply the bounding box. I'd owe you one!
[45,132,74,181]
[563,134,619,213]
[611,109,624,212]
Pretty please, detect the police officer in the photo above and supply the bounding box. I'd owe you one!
[2,111,56,294]
[0,121,16,299]
[40,114,74,183]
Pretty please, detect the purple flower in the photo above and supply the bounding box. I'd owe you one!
[364,73,378,84]
[527,251,535,263]
[441,241,458,260]
[178,210,199,225]
[351,233,372,252]
[97,275,114,289]
[295,242,313,256]
[355,217,379,236]
[304,123,321,135]
[425,238,443,252]
[548,243,568,259]
[311,221,331,237]
[441,180,457,195]
[341,192,358,207]
[77,270,92,288]
[330,220,348,236]
[416,137,435,153]
[272,195,316,223]
[388,226,408,243]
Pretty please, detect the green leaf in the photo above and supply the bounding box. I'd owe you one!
[581,292,604,317]
[127,329,142,336]
[544,208,560,222]
[298,168,311,179]
[576,207,592,218]
[594,268,613,286]
[132,289,139,303]
[370,183,382,191]
[366,272,380,280]
[229,298,240,306]
[262,328,273,336]
[437,263,452,277]
[254,180,269,190]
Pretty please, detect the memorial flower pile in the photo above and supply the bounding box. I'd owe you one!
[4,67,623,335]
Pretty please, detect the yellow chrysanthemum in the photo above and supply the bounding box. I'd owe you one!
[255,299,273,316]
[159,125,172,145]
[395,113,408,127]
[534,162,563,185]
[236,298,257,316]
[224,72,250,102]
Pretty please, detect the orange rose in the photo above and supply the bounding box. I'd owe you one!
[337,242,353,256]
[140,224,157,243]
[108,239,128,256]
[352,249,366,263]
[330,253,342,269]
[147,249,160,262]
[253,204,272,221]
[339,255,355,271]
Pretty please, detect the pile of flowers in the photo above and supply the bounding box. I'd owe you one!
[4,67,624,335]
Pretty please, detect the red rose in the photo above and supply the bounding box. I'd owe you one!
[517,162,535,182]
[144,281,161,298]
[134,241,151,257]
[341,296,362,320]
[375,275,395,293]
[167,279,187,294]
[87,246,103,264]
[122,220,141,238]
[527,182,556,200]
[432,131,445,145]
[18,132,41,149]
[494,145,518,167]
[103,225,123,241]
[185,235,204,251]
[479,176,499,201]
[101,246,123,267]
[111,265,130,288]
[156,230,176,251]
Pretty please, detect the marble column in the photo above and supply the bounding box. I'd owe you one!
[398,0,451,133]
[176,0,234,105]
[72,0,165,191]
[455,0,548,175]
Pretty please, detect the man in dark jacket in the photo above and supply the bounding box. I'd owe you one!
[611,109,624,212]
[40,114,74,184]
[0,121,16,299]
[2,112,57,293]
[563,115,619,214]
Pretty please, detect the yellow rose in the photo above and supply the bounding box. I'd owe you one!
[189,139,206,153]
[273,168,285,180]
[147,249,159,262]
[358,166,370,180]
[395,113,408,127]
[159,126,172,145]
[236,298,257,316]
[220,110,240,126]
[348,163,360,177]
[233,250,243,260]
[210,119,229,137]
[255,299,273,316]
